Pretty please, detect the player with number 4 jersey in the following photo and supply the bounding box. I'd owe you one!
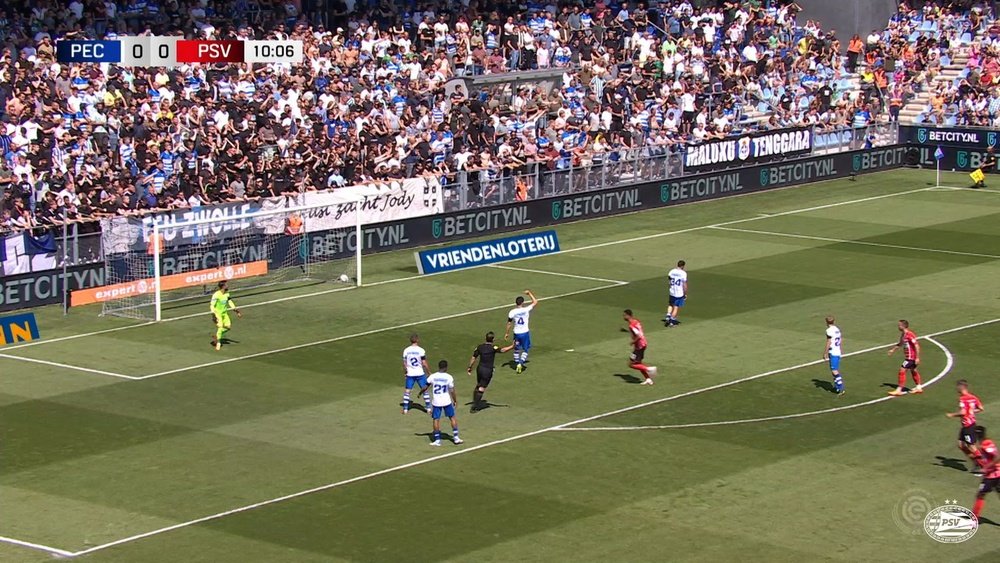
[505,289,538,374]
[823,316,845,395]
[401,333,432,414]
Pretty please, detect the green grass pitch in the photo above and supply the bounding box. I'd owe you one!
[2,169,1000,562]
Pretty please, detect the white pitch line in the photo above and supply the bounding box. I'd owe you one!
[489,264,629,285]
[5,186,932,353]
[0,353,137,380]
[136,283,622,380]
[0,534,76,558]
[63,317,996,559]
[557,336,954,432]
[932,185,1000,194]
[711,226,1000,260]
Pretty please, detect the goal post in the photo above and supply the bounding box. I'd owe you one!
[99,196,363,321]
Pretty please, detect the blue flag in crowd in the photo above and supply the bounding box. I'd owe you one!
[0,236,6,263]
[934,146,945,161]
[23,231,56,255]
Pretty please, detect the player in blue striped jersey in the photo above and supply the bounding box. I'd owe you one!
[823,316,845,395]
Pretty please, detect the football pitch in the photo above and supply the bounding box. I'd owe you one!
[4,168,1000,562]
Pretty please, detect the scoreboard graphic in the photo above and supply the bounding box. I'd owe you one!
[56,38,303,66]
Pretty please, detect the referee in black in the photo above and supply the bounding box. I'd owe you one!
[468,331,515,412]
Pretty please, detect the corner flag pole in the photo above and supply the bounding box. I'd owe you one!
[934,146,944,187]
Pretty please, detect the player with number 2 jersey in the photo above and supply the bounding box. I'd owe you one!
[401,333,432,414]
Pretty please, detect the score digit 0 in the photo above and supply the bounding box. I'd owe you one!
[118,36,150,67]
[149,36,179,67]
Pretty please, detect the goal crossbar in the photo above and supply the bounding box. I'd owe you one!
[145,198,363,321]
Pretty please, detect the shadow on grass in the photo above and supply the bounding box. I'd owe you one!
[933,455,969,472]
[614,373,643,384]
[812,379,836,394]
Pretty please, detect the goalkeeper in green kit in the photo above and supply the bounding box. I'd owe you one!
[211,280,242,351]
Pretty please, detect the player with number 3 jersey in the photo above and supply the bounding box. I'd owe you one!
[401,333,432,414]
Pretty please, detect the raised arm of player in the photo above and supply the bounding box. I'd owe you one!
[525,289,538,307]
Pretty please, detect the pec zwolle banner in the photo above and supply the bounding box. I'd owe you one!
[100,178,444,256]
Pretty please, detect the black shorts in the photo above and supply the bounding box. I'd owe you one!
[960,425,977,446]
[681,111,695,123]
[979,477,1000,495]
[630,347,646,363]
[476,367,494,388]
[901,359,917,370]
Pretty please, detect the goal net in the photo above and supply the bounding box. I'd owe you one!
[96,196,361,320]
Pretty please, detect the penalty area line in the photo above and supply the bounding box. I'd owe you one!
[556,336,954,432]
[0,353,138,380]
[0,534,76,558]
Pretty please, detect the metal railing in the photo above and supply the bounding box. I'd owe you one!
[442,149,685,212]
[441,123,899,212]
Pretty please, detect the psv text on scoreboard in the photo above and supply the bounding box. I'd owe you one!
[56,38,303,66]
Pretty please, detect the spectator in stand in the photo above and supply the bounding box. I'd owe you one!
[1,0,943,232]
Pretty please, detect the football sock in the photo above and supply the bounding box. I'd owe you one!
[422,392,431,407]
[833,374,844,391]
[216,327,224,342]
[473,389,484,405]
[897,369,906,388]
[521,351,528,364]
[452,426,459,438]
[633,363,651,378]
[974,498,984,518]
[912,371,922,386]
[402,391,411,411]
[433,430,441,442]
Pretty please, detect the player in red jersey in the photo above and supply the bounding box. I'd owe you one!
[972,426,1000,520]
[947,380,985,473]
[623,309,657,385]
[887,319,922,396]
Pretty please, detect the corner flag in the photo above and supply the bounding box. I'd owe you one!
[934,146,945,160]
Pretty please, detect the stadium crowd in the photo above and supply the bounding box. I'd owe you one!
[0,0,959,234]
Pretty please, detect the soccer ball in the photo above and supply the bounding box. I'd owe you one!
[339,274,350,283]
[647,366,658,377]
